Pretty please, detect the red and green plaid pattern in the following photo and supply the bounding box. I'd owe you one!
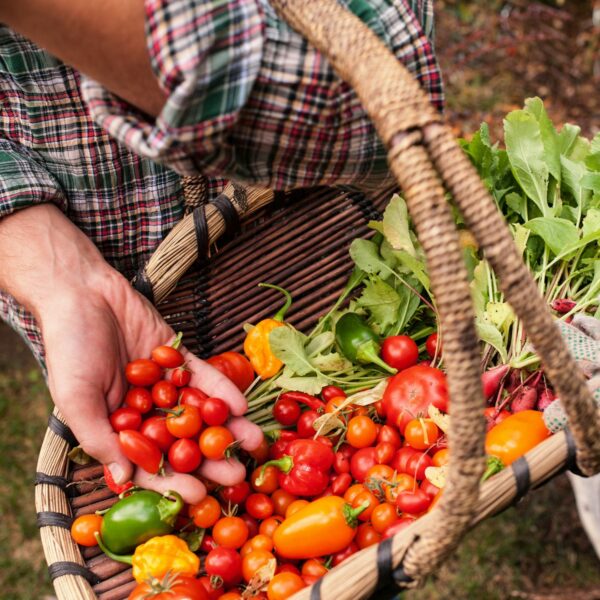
[0,0,442,367]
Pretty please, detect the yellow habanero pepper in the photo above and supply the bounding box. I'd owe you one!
[131,535,199,583]
[244,284,292,379]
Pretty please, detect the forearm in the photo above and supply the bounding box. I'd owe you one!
[0,204,115,321]
[0,0,165,116]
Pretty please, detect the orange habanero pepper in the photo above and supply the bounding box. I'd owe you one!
[243,284,292,379]
[485,410,550,467]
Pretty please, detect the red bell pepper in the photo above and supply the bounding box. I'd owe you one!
[258,439,334,497]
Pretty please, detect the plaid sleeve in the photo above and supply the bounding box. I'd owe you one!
[0,138,67,219]
[81,0,264,175]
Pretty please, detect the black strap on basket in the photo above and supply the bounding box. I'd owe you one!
[132,268,155,304]
[36,511,72,530]
[511,457,531,505]
[48,561,101,585]
[565,428,586,477]
[48,413,78,447]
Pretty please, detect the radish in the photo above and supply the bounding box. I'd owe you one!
[505,369,522,393]
[510,385,537,413]
[481,365,510,401]
[537,388,556,411]
[550,298,576,314]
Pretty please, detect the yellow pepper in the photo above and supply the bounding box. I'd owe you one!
[244,284,292,379]
[131,535,199,583]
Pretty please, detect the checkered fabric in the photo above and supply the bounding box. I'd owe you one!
[0,0,442,367]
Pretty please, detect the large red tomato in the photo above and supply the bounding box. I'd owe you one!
[382,365,449,433]
[128,575,208,600]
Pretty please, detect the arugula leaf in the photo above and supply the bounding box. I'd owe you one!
[394,250,431,292]
[504,109,550,216]
[349,239,392,278]
[269,326,313,376]
[524,217,580,256]
[356,276,401,332]
[383,194,416,256]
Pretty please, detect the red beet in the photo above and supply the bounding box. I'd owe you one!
[481,365,510,401]
[510,385,538,413]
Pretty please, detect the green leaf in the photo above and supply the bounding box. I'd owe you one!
[306,332,335,357]
[486,302,514,331]
[269,326,313,376]
[383,194,416,256]
[558,123,581,157]
[274,373,328,395]
[525,97,561,183]
[591,133,600,155]
[524,217,580,256]
[504,109,549,216]
[349,239,392,278]
[470,261,490,319]
[561,155,591,213]
[582,173,600,194]
[356,277,401,331]
[505,192,528,220]
[582,208,600,238]
[585,152,600,172]
[310,352,352,372]
[476,318,508,363]
[394,250,431,292]
[511,223,530,256]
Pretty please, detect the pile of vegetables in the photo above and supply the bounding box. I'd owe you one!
[68,99,599,600]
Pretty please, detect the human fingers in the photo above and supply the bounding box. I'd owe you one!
[226,416,264,451]
[198,458,246,487]
[133,465,207,504]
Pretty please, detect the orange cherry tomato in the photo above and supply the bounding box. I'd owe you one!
[485,410,550,466]
[355,522,381,549]
[301,558,328,579]
[383,473,416,504]
[242,549,276,583]
[370,502,399,533]
[404,418,440,450]
[285,499,309,519]
[70,514,102,547]
[251,465,279,494]
[212,516,249,549]
[199,426,234,460]
[351,489,379,521]
[343,484,366,505]
[259,515,284,538]
[267,572,306,600]
[241,534,274,557]
[189,495,221,529]
[346,415,378,449]
[432,448,450,467]
[165,404,203,439]
[325,397,350,414]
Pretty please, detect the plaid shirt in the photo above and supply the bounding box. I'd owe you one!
[0,0,441,367]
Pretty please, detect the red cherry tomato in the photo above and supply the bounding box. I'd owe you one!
[272,398,301,427]
[140,415,177,453]
[201,397,230,427]
[296,410,319,438]
[333,451,351,474]
[204,547,243,587]
[390,446,418,474]
[381,335,419,371]
[425,332,441,359]
[152,380,179,409]
[420,479,440,499]
[383,365,449,432]
[375,441,396,465]
[125,359,162,387]
[377,424,402,448]
[245,493,275,520]
[405,452,432,481]
[220,481,251,506]
[129,575,208,600]
[396,489,432,514]
[382,517,417,538]
[321,386,346,402]
[239,513,260,539]
[109,407,142,432]
[331,541,359,566]
[206,351,255,392]
[170,366,192,387]
[166,404,203,438]
[151,344,185,369]
[168,438,202,473]
[199,575,223,600]
[124,387,153,414]
[119,430,162,473]
[213,516,249,549]
[350,447,378,482]
[180,387,209,410]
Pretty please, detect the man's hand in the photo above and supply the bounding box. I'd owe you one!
[0,204,262,503]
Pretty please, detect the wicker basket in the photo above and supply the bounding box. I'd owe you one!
[35,1,600,599]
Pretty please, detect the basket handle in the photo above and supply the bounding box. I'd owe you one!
[132,181,275,304]
[266,0,600,595]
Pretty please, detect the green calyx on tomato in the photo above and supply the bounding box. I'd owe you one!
[342,501,370,528]
[99,490,183,555]
[335,313,397,374]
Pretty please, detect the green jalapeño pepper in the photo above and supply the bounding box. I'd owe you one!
[335,313,396,374]
[99,489,183,554]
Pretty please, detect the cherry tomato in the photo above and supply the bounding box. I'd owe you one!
[276,563,301,576]
[343,484,366,505]
[390,446,418,474]
[285,500,309,519]
[200,426,234,461]
[251,465,279,494]
[125,387,153,414]
[271,489,296,516]
[207,351,255,392]
[272,397,301,427]
[346,415,378,449]
[396,489,432,514]
[321,385,346,402]
[249,437,270,464]
[242,549,276,583]
[352,489,379,521]
[404,418,440,450]
[189,495,221,528]
[219,481,251,506]
[405,451,432,481]
[125,358,162,387]
[333,451,351,474]
[356,523,381,549]
[301,558,328,579]
[383,365,449,432]
[200,534,218,554]
[432,448,450,467]
[296,410,319,438]
[331,472,352,496]
[331,542,359,566]
[119,430,162,473]
[324,396,349,415]
[425,332,441,359]
[165,404,203,438]
[382,517,417,539]
[267,572,305,600]
[168,438,202,473]
[140,415,177,453]
[246,493,275,520]
[383,473,416,504]
[375,441,396,465]
[180,387,209,410]
[109,407,142,432]
[70,514,102,547]
[239,513,259,539]
[259,515,284,538]
[370,502,398,533]
[241,534,274,557]
[205,547,243,587]
[129,575,209,600]
[170,366,192,387]
[201,397,230,427]
[350,447,377,482]
[152,380,179,409]
[151,344,185,368]
[218,592,243,600]
[377,424,402,448]
[420,479,440,499]
[381,335,419,371]
[199,575,223,600]
[213,516,249,549]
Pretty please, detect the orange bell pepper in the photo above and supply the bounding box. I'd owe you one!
[244,284,292,379]
[485,410,550,466]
